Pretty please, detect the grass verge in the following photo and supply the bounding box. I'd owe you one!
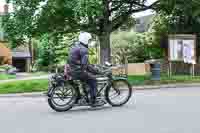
[0,74,16,80]
[128,75,200,86]
[1,75,200,94]
[0,79,48,94]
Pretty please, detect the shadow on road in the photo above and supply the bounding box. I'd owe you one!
[49,104,136,115]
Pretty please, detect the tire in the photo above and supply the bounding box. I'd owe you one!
[48,82,77,112]
[105,79,132,107]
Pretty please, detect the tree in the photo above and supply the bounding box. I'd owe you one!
[36,34,52,67]
[155,0,200,34]
[4,0,159,65]
[35,32,78,71]
[152,0,200,58]
[3,0,43,65]
[37,0,159,64]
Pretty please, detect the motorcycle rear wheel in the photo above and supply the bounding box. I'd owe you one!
[48,83,77,112]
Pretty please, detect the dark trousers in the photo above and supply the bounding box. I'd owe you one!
[86,79,97,101]
[72,71,97,102]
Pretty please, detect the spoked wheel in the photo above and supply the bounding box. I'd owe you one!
[48,83,77,112]
[105,79,132,106]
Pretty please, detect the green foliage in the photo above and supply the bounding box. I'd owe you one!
[148,14,169,54]
[35,33,79,71]
[111,31,163,64]
[0,64,16,71]
[128,75,150,86]
[155,0,200,34]
[0,74,16,80]
[89,47,98,64]
[128,75,200,86]
[4,0,158,64]
[36,0,77,35]
[60,33,79,64]
[35,0,158,34]
[37,0,158,63]
[3,0,42,48]
[152,0,200,60]
[73,0,103,19]
[36,34,52,67]
[149,14,169,36]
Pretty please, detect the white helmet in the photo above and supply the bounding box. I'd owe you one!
[78,32,92,45]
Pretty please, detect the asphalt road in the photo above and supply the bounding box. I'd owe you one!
[1,87,200,133]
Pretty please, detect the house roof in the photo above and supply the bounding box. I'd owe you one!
[12,51,31,58]
[134,14,155,33]
[12,44,31,58]
[0,41,31,58]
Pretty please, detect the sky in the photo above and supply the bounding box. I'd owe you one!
[0,0,5,3]
[0,0,13,12]
[0,0,5,12]
[133,0,157,18]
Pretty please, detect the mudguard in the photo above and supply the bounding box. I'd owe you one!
[112,76,128,81]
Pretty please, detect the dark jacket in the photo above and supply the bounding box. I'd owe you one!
[68,42,89,75]
[68,42,100,80]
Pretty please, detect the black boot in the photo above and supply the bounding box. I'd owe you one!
[90,96,104,107]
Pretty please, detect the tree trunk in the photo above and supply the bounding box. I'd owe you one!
[98,32,111,64]
[28,37,33,66]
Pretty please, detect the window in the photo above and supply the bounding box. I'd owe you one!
[135,19,141,24]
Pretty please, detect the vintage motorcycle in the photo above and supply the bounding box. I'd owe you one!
[47,62,132,112]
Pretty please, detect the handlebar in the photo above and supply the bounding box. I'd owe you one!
[93,64,112,77]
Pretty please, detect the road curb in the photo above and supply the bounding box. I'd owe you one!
[0,92,46,98]
[1,83,200,98]
[133,83,200,90]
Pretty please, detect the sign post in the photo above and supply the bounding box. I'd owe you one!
[168,34,196,77]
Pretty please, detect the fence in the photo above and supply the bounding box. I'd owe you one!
[160,60,200,76]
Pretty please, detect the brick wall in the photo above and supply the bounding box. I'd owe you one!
[0,42,12,65]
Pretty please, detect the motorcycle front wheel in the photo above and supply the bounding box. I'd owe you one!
[105,79,132,107]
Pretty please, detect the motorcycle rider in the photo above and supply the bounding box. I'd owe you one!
[68,31,102,107]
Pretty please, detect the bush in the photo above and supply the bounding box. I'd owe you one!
[111,31,163,64]
[0,64,15,72]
